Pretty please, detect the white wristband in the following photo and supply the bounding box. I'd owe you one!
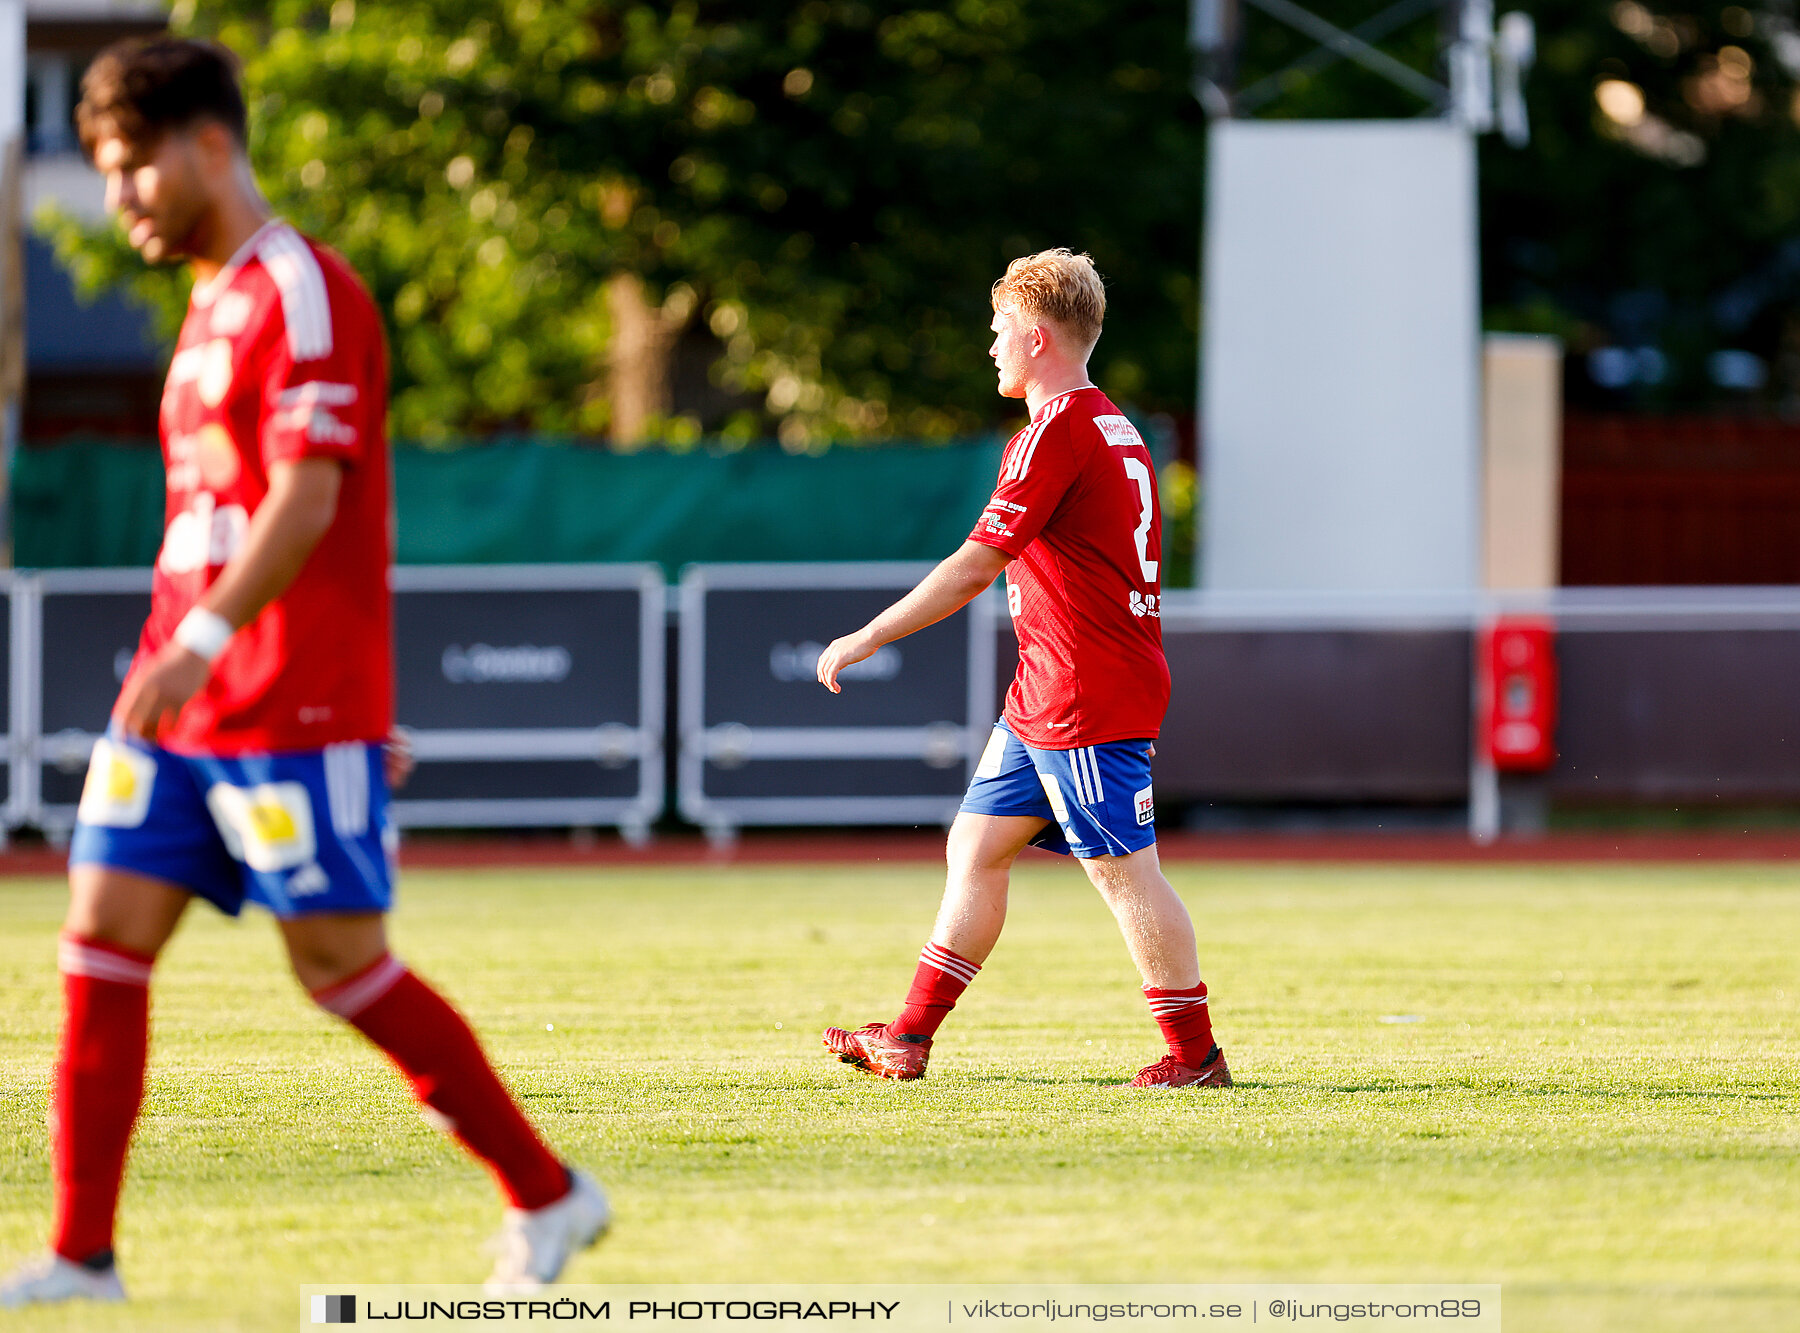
[173,608,234,663]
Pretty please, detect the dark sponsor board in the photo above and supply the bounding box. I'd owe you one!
[679,565,992,831]
[699,587,971,730]
[390,567,664,832]
[394,586,643,731]
[40,586,148,737]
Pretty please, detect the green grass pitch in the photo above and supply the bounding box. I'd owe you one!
[1,860,1797,1332]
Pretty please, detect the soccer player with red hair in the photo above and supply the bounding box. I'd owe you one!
[817,249,1232,1090]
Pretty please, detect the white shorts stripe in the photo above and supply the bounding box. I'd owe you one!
[324,743,370,839]
[1067,749,1092,806]
[1083,748,1105,803]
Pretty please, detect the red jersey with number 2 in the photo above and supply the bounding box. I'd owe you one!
[967,386,1170,749]
[128,220,393,755]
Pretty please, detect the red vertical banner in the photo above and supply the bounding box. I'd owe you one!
[1478,617,1557,771]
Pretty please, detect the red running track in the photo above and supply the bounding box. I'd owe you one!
[3,829,1799,876]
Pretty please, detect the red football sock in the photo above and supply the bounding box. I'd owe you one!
[892,941,981,1038]
[312,955,568,1210]
[1144,983,1216,1066]
[51,934,154,1265]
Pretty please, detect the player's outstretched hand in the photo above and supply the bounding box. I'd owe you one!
[116,643,210,740]
[384,727,416,790]
[816,632,876,694]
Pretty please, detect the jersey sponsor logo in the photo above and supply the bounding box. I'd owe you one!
[163,424,237,492]
[209,289,255,336]
[167,344,204,388]
[1087,413,1144,449]
[1128,591,1162,619]
[975,727,1008,779]
[769,641,901,682]
[77,739,157,829]
[198,338,236,408]
[1006,581,1022,618]
[1094,414,1145,448]
[205,780,319,871]
[275,381,359,447]
[1134,784,1155,826]
[187,423,241,490]
[978,501,1021,541]
[158,494,248,574]
[441,643,572,684]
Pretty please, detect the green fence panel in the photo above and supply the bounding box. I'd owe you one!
[11,440,165,569]
[11,438,1007,571]
[393,440,1006,567]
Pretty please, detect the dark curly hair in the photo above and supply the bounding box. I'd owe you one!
[77,36,247,160]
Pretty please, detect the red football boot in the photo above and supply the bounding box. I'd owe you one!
[1119,1045,1233,1089]
[822,1022,931,1081]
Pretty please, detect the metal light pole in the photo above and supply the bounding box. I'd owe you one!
[0,0,23,563]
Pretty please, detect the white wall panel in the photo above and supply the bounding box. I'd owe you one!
[1201,120,1480,592]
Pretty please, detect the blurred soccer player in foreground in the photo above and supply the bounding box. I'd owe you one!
[816,250,1230,1090]
[0,39,605,1308]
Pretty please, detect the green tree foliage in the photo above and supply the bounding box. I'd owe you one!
[48,0,1203,445]
[1479,2,1800,411]
[58,2,1800,441]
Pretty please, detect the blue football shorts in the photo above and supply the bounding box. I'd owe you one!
[69,729,397,918]
[959,717,1158,859]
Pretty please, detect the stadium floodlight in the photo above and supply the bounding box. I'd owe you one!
[1191,0,1533,145]
[1188,0,1240,119]
[1448,0,1494,132]
[0,0,22,488]
[1494,11,1536,148]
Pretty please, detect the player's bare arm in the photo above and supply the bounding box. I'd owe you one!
[816,540,1010,693]
[116,457,342,739]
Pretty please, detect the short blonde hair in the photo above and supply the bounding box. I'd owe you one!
[991,248,1106,350]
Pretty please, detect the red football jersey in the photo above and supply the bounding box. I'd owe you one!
[968,386,1170,748]
[130,220,393,754]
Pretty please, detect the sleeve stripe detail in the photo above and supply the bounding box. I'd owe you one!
[257,226,335,362]
[1001,393,1074,483]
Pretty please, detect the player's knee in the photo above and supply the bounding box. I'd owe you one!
[1080,855,1147,905]
[1082,862,1125,903]
[64,865,186,959]
[947,829,1016,876]
[285,928,388,996]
